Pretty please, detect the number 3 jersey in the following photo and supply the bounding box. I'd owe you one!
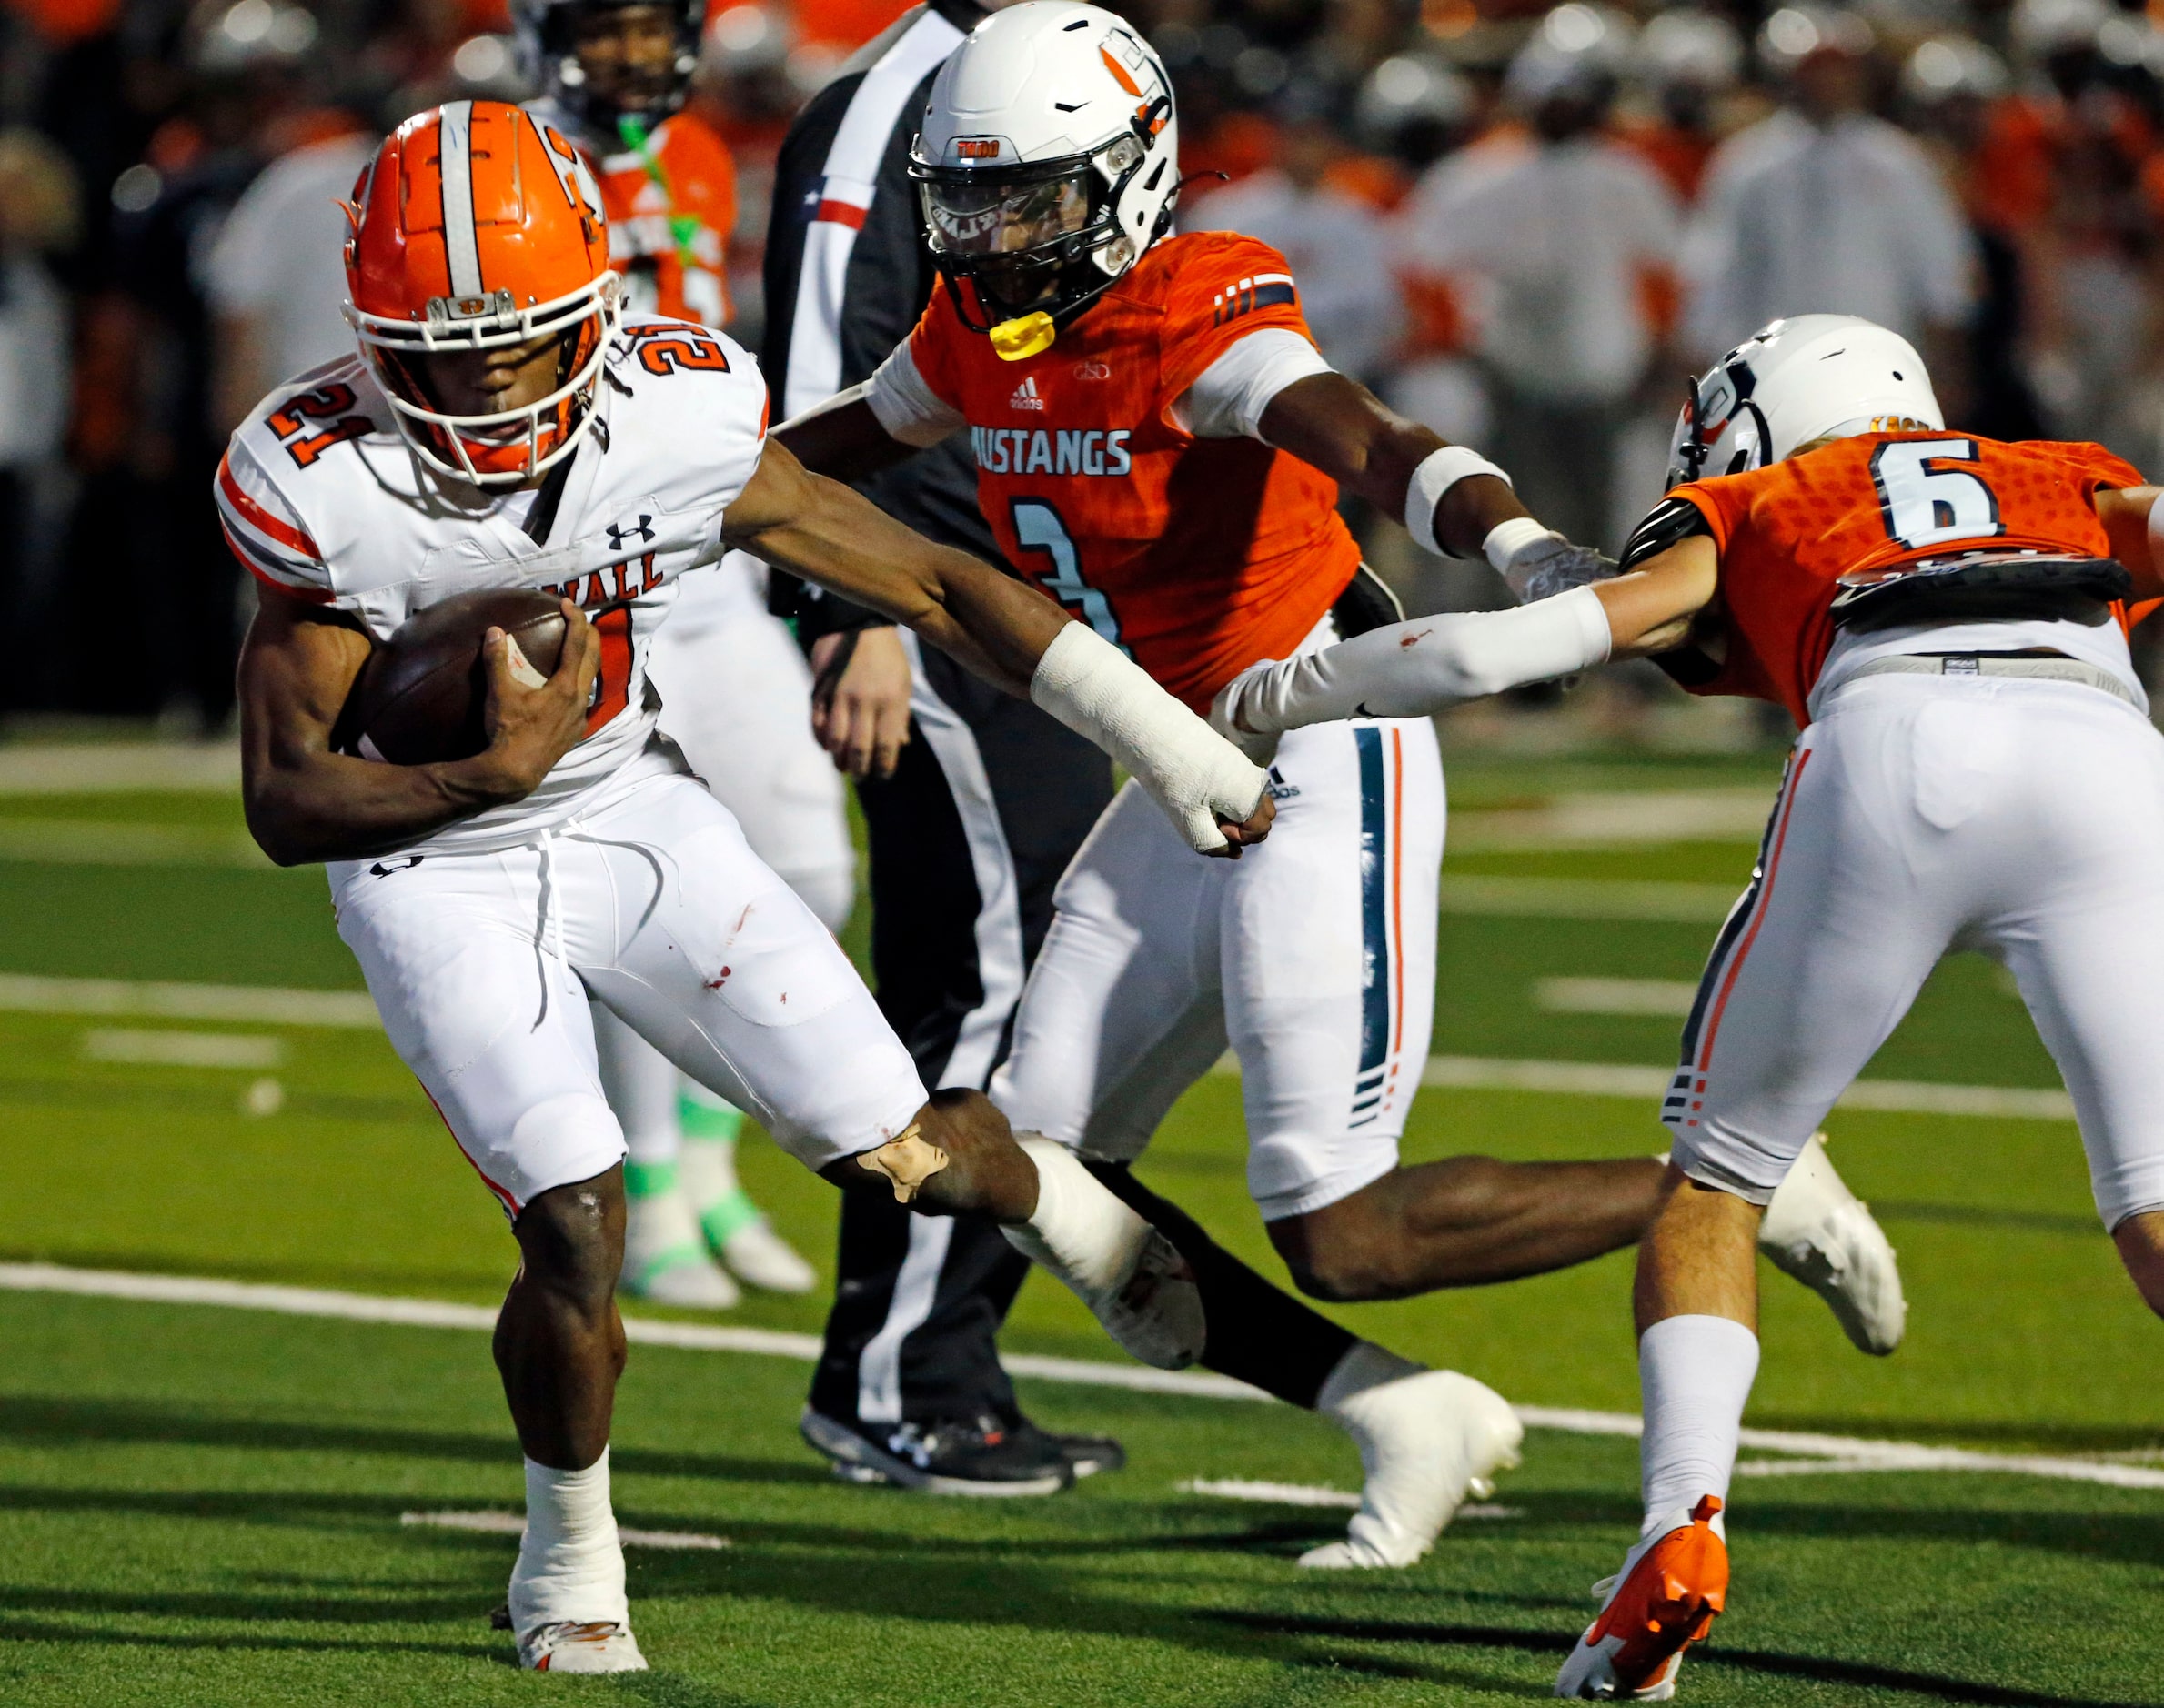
[1657,431,2144,727]
[866,232,1363,711]
[214,315,768,857]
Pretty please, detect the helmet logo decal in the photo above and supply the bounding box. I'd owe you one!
[1100,45,1143,95]
[957,138,1002,159]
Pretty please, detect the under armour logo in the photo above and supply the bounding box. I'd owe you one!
[607,515,654,548]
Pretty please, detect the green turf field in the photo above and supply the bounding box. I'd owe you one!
[0,740,2158,1705]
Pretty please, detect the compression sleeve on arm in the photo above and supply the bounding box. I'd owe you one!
[862,342,968,447]
[1031,623,1268,853]
[1217,585,1613,732]
[1171,328,1334,439]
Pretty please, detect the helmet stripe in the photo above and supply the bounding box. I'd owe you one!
[437,100,486,296]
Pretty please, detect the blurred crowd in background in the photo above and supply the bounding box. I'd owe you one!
[0,0,2159,738]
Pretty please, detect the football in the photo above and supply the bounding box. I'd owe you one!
[350,588,569,765]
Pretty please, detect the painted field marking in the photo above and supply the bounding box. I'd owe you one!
[1536,977,1700,1016]
[82,1029,287,1070]
[401,1510,728,1551]
[0,973,379,1029]
[0,974,2070,1121]
[1444,876,1740,922]
[1176,1479,1518,1518]
[1213,1051,2078,1122]
[1449,789,1774,852]
[0,743,240,796]
[3,1262,2156,1491]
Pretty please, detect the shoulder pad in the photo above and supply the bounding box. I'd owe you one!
[1620,495,1712,573]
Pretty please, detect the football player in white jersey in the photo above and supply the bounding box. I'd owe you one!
[514,0,836,1310]
[220,100,1271,1674]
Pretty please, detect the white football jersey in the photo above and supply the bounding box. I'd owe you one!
[216,315,768,857]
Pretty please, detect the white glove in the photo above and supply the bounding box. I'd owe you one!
[1485,521,1621,604]
[1032,624,1269,853]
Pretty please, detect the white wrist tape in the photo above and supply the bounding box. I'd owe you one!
[1405,446,1513,557]
[1031,623,1268,853]
[1483,516,1551,573]
[2148,489,2164,569]
[1218,584,1613,730]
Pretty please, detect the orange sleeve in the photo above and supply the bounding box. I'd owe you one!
[666,120,738,240]
[1666,478,1742,552]
[904,286,967,413]
[1157,234,1324,405]
[2053,440,2148,493]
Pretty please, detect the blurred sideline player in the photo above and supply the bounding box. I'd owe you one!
[786,4,1900,1571]
[517,0,831,1304]
[223,100,1271,1670]
[1217,312,2164,1695]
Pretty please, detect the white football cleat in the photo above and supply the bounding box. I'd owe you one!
[518,1619,649,1673]
[1301,1369,1524,1569]
[1758,1132,1905,1355]
[622,1185,741,1309]
[717,1217,819,1294]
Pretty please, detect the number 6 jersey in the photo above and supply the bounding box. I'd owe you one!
[1649,431,2145,727]
[214,315,769,856]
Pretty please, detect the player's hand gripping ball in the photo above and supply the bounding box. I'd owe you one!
[351,588,572,764]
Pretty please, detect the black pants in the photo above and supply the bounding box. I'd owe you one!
[809,646,1113,1427]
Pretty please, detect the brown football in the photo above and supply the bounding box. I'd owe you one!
[352,588,569,765]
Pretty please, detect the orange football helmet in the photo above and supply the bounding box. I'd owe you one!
[344,100,620,485]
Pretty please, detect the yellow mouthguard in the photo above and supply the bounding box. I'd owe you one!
[990,312,1056,361]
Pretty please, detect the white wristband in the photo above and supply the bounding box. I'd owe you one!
[1483,516,1550,573]
[1405,446,1513,557]
[1030,623,1267,854]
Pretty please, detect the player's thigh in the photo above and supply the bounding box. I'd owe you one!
[1222,718,1442,1221]
[991,780,1223,1158]
[1669,697,1958,1201]
[1982,688,2164,1229]
[333,856,620,1217]
[569,776,924,1174]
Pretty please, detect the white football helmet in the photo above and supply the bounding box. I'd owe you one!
[910,1,1178,343]
[1668,314,1943,488]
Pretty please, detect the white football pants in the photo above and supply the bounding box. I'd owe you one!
[991,717,1442,1221]
[1666,672,2164,1231]
[332,769,923,1217]
[593,558,859,1167]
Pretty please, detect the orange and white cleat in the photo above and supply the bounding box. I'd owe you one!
[518,1619,649,1673]
[1555,1495,1728,1700]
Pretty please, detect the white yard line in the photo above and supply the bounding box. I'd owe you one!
[1444,877,1740,923]
[401,1510,728,1550]
[0,974,2070,1120]
[81,1029,286,1070]
[0,973,379,1029]
[3,1261,2155,1491]
[0,743,240,796]
[1176,1479,1520,1518]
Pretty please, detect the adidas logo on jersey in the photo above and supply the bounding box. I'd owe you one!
[1009,376,1046,412]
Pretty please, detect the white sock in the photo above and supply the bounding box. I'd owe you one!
[509,1448,629,1635]
[1001,1138,1147,1293]
[1637,1314,1758,1536]
[1317,1340,1425,1413]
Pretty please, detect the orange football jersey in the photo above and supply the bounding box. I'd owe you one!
[906,232,1362,709]
[1669,432,2143,725]
[590,112,735,327]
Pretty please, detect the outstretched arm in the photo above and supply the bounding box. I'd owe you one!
[1256,370,1612,600]
[724,437,1273,854]
[1215,538,1717,749]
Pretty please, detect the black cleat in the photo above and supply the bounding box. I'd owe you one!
[800,1407,1088,1496]
[1039,1423,1125,1478]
